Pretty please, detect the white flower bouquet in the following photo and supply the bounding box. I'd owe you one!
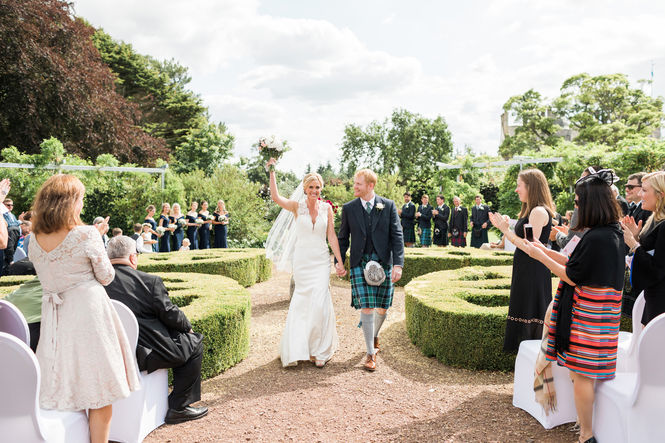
[205,215,214,221]
[177,218,187,228]
[195,218,204,225]
[167,223,177,230]
[155,226,166,235]
[258,135,290,171]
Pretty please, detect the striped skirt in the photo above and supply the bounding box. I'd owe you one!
[545,283,622,380]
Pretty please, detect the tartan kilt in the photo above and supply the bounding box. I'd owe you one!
[419,227,432,246]
[403,225,416,243]
[350,254,394,309]
[451,231,466,247]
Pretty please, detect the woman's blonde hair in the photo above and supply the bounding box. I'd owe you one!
[171,203,181,214]
[354,169,378,186]
[303,172,324,189]
[161,202,170,213]
[32,174,85,234]
[640,171,665,236]
[518,168,556,218]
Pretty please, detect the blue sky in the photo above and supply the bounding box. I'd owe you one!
[75,0,665,174]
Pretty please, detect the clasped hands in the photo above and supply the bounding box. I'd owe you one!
[487,211,547,261]
[334,262,402,283]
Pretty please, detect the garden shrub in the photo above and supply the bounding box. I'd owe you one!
[405,266,557,371]
[137,248,271,287]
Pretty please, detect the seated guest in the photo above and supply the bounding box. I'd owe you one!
[3,276,42,351]
[112,227,123,237]
[4,257,37,276]
[104,236,208,424]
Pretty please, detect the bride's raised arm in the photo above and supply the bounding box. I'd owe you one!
[267,158,298,213]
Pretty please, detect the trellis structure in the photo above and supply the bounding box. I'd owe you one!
[436,156,563,172]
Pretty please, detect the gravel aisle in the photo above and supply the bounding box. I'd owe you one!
[145,264,576,442]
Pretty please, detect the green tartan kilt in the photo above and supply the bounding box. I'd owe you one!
[419,227,432,246]
[350,254,394,309]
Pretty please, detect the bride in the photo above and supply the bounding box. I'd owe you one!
[265,158,346,367]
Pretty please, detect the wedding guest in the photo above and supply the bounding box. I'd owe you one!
[198,201,212,249]
[0,179,13,275]
[212,200,229,248]
[554,166,601,250]
[180,238,191,251]
[171,203,185,251]
[92,216,110,248]
[448,196,468,247]
[399,192,416,247]
[185,202,200,250]
[470,195,491,248]
[28,174,139,443]
[3,198,22,272]
[158,203,174,253]
[2,198,21,227]
[432,195,450,247]
[112,227,123,237]
[139,223,156,253]
[105,236,207,424]
[144,205,159,252]
[622,171,665,325]
[498,169,555,352]
[626,172,652,226]
[130,224,142,241]
[611,184,630,216]
[416,194,433,247]
[492,168,624,443]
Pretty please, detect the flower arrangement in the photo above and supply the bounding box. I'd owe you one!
[258,135,289,171]
[318,197,338,214]
[216,214,229,223]
[167,223,177,230]
[177,218,187,228]
[205,214,215,221]
[155,226,166,235]
[195,218,204,225]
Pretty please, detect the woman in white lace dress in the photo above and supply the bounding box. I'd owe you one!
[28,174,140,443]
[266,158,347,367]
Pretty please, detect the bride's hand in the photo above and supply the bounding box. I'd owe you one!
[335,262,346,277]
[0,178,10,199]
[266,157,277,171]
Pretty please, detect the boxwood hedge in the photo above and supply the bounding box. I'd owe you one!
[137,248,271,287]
[405,265,557,371]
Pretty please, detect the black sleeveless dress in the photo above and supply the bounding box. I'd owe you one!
[504,212,553,352]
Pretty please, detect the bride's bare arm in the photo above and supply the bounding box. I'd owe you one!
[268,159,297,213]
[327,205,344,265]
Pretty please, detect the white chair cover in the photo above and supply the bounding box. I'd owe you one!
[512,340,577,429]
[109,300,168,443]
[13,246,27,262]
[616,291,646,373]
[0,332,89,443]
[593,312,665,442]
[0,299,30,346]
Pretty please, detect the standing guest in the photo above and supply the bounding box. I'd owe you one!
[611,184,630,216]
[448,196,468,247]
[498,168,555,352]
[432,195,450,247]
[416,194,433,247]
[185,201,200,250]
[139,223,156,253]
[28,174,139,443]
[158,203,174,253]
[92,216,110,248]
[130,223,142,241]
[171,203,185,251]
[144,205,159,252]
[469,195,491,248]
[3,198,21,272]
[198,201,212,249]
[399,192,416,247]
[212,200,229,248]
[626,172,652,227]
[554,166,602,249]
[105,236,208,424]
[180,238,191,251]
[0,180,12,275]
[112,228,123,237]
[490,168,624,443]
[622,171,665,325]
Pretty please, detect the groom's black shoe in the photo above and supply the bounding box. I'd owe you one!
[165,406,209,424]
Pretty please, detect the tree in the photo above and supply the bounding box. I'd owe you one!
[173,122,234,175]
[339,109,453,188]
[92,30,208,151]
[499,89,562,158]
[0,0,166,163]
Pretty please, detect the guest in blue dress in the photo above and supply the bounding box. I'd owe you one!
[198,201,212,249]
[158,203,175,253]
[212,200,229,248]
[144,204,159,252]
[171,203,185,251]
[185,201,200,250]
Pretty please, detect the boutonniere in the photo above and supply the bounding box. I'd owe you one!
[376,203,385,212]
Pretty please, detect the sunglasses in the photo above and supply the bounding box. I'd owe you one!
[624,184,641,190]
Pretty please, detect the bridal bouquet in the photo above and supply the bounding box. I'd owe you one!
[216,214,229,223]
[258,135,290,171]
[319,197,338,214]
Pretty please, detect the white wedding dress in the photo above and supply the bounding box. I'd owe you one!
[280,200,338,366]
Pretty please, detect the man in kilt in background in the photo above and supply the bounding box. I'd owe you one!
[336,169,404,371]
[399,192,416,247]
[416,194,433,247]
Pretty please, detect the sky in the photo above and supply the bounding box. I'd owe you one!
[74,0,665,175]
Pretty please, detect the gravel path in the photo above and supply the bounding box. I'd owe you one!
[145,265,576,442]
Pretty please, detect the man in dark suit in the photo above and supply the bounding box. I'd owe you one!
[469,195,491,248]
[449,196,468,247]
[337,169,404,371]
[105,236,208,425]
[432,195,450,246]
[626,172,652,226]
[416,194,433,247]
[398,192,416,247]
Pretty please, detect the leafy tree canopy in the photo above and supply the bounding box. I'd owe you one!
[173,121,234,175]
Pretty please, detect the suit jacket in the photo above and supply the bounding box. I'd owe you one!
[104,264,203,373]
[417,204,433,229]
[630,201,652,226]
[470,204,490,228]
[338,195,404,268]
[449,206,468,233]
[400,201,416,229]
[433,205,450,231]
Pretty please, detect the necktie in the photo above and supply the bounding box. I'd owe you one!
[365,201,372,213]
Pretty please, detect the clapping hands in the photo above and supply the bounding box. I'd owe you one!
[488,212,509,234]
[0,178,10,199]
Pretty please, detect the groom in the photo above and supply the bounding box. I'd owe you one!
[336,169,404,371]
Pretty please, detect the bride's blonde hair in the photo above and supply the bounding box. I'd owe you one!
[302,172,324,189]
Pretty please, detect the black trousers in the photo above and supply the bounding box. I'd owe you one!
[167,343,203,410]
